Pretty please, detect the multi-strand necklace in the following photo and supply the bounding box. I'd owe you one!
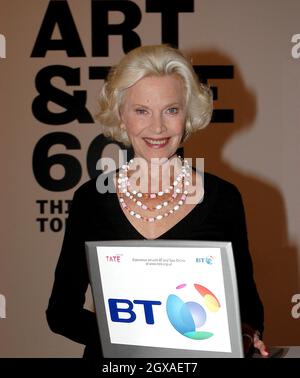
[117,157,191,222]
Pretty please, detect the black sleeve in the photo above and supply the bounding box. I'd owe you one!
[228,187,264,334]
[46,186,101,351]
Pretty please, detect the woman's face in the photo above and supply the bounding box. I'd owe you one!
[120,74,187,162]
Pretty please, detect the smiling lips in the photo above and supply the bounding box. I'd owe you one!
[143,137,170,148]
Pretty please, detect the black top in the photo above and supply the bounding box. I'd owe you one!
[46,171,264,360]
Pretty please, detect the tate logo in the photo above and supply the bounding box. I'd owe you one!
[106,255,122,262]
[0,34,6,59]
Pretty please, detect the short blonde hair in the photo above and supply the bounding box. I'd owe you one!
[95,44,213,146]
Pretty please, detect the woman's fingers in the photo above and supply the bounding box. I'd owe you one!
[254,334,269,357]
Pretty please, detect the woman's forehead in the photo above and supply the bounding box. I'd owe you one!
[123,75,185,104]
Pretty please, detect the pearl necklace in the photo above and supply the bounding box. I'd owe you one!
[117,157,191,222]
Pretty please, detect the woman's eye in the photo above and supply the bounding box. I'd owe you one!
[167,107,179,114]
[135,108,147,115]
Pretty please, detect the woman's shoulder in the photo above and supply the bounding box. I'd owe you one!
[201,171,242,202]
[203,171,239,191]
[73,177,98,198]
[199,172,245,216]
[73,170,117,200]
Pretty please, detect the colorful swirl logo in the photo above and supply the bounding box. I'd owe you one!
[166,283,220,340]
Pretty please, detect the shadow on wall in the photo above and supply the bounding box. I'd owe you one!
[185,49,299,346]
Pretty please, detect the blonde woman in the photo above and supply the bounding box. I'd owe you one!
[46,45,268,360]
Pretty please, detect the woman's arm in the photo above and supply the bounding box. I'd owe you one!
[46,186,101,351]
[228,186,268,357]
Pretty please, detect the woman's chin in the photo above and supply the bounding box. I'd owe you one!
[137,153,177,163]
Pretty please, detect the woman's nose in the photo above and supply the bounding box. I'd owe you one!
[150,114,167,134]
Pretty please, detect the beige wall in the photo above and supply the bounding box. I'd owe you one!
[0,0,299,356]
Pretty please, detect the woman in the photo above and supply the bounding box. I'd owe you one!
[46,44,268,359]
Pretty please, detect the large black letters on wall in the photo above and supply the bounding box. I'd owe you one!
[146,0,194,47]
[92,0,142,56]
[31,0,85,57]
[194,65,234,123]
[31,0,235,194]
[32,65,93,124]
[32,132,82,191]
[31,0,195,58]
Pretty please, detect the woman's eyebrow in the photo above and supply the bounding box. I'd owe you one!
[132,104,150,108]
[132,102,181,108]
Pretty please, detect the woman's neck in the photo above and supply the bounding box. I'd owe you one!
[127,155,182,194]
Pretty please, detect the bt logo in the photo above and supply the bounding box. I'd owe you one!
[166,283,220,339]
[196,256,214,265]
[108,282,220,340]
[109,299,162,324]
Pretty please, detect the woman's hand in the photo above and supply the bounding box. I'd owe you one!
[242,323,269,358]
[253,332,269,357]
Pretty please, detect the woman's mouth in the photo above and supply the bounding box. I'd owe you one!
[143,138,170,148]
